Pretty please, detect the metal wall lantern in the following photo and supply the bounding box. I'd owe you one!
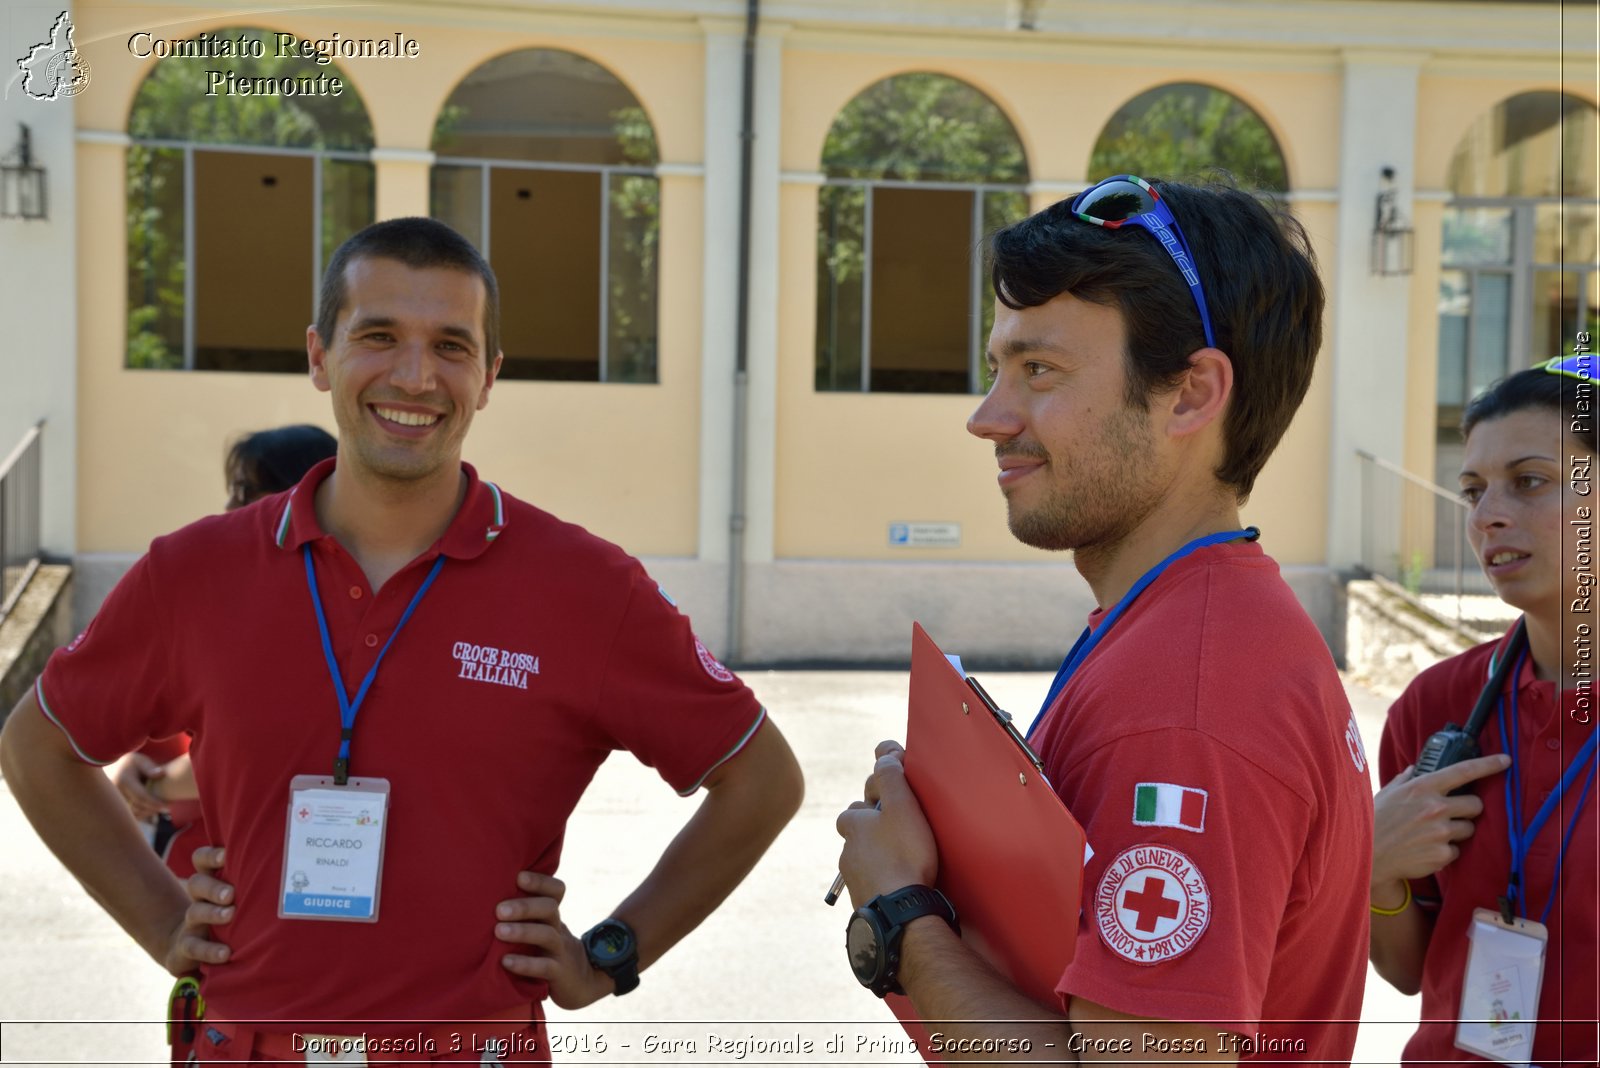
[1370,165,1412,276]
[1,124,48,221]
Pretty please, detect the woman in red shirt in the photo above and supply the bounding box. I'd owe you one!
[1370,358,1597,1066]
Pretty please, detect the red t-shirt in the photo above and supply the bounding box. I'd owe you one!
[37,460,766,1029]
[1033,540,1371,1061]
[1380,635,1598,1067]
[137,733,205,878]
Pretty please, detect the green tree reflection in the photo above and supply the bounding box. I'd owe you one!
[821,73,1027,185]
[1089,83,1287,192]
[126,27,372,369]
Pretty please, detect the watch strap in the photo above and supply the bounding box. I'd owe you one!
[605,960,640,996]
[873,884,958,933]
[853,884,959,999]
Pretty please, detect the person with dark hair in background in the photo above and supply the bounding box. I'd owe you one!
[2,216,804,1062]
[836,176,1371,1063]
[108,424,338,878]
[1371,359,1597,1067]
[222,424,341,512]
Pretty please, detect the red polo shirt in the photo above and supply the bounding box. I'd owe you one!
[37,460,766,1029]
[1036,541,1371,1062]
[1380,635,1598,1067]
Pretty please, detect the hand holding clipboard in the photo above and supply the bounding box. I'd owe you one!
[824,674,1042,905]
[833,624,1088,1050]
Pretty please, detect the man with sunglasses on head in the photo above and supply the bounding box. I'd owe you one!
[836,176,1370,1063]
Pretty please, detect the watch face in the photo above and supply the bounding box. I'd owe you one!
[846,911,881,985]
[588,922,633,964]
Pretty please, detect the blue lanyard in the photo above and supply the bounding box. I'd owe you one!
[303,545,445,784]
[1496,653,1600,924]
[1027,527,1259,737]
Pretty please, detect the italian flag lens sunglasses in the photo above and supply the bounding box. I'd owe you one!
[1541,354,1600,385]
[1069,174,1217,350]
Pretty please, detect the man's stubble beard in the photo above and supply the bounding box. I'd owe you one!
[1005,403,1163,554]
[343,423,457,486]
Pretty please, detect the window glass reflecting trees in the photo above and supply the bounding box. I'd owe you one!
[431,49,660,382]
[815,73,1029,394]
[126,27,374,372]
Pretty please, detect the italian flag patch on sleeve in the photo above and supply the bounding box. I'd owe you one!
[1132,783,1207,833]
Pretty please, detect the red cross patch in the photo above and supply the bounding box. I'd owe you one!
[1094,844,1211,965]
[694,637,735,683]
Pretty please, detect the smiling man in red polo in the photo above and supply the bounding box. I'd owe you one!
[1,217,804,1062]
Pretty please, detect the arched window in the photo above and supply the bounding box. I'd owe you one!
[126,27,375,372]
[1088,82,1288,192]
[815,73,1029,393]
[1437,92,1598,435]
[431,49,659,382]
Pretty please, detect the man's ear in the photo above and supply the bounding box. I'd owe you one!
[477,350,504,411]
[1165,348,1233,440]
[307,325,332,393]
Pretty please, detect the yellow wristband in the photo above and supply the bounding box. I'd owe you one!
[1369,881,1413,916]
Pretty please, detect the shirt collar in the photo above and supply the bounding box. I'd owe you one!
[273,457,507,561]
[1512,648,1542,694]
[1495,628,1593,720]
[1492,623,1549,698]
[1083,537,1265,628]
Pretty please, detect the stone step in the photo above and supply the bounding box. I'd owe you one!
[0,564,74,722]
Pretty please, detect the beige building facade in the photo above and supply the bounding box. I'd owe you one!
[1,0,1595,664]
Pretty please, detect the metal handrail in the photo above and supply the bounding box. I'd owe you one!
[1354,446,1509,641]
[0,422,42,482]
[1355,448,1463,503]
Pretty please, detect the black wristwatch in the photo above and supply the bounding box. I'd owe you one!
[582,918,640,996]
[846,884,958,998]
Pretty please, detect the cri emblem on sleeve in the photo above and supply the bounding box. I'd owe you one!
[693,637,735,683]
[1094,844,1211,965]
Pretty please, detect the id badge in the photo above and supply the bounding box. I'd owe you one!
[279,775,390,923]
[1455,907,1549,1065]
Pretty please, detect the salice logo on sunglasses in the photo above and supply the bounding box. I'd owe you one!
[1139,213,1201,288]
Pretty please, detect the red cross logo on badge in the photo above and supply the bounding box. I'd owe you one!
[296,807,311,822]
[1094,844,1211,965]
[1123,875,1182,932]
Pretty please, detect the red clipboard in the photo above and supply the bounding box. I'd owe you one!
[885,623,1088,1057]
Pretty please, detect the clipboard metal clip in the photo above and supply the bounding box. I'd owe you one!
[965,676,1046,780]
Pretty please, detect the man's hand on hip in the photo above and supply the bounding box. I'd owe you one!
[162,845,233,976]
[497,871,615,1009]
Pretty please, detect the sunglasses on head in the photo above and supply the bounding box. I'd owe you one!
[1069,174,1217,350]
[1540,353,1600,384]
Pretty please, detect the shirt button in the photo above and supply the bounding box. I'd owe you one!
[365,633,379,648]
[1546,738,1562,751]
[349,586,363,600]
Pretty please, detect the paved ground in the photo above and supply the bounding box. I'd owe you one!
[0,670,1421,1065]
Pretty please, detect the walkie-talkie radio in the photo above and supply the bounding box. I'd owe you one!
[1411,619,1526,785]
